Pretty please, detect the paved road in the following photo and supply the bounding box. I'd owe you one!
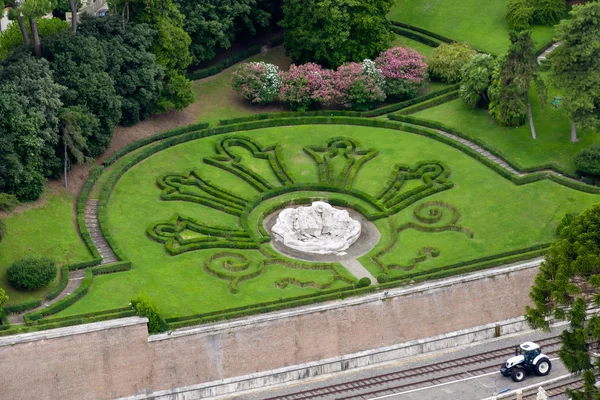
[217,326,570,400]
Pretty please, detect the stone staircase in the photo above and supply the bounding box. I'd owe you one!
[84,199,118,265]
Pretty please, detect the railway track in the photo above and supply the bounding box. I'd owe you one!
[263,336,563,400]
[522,377,583,400]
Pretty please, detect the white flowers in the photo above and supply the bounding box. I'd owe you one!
[362,58,385,89]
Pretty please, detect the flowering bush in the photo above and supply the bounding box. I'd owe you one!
[332,62,386,111]
[231,62,281,104]
[279,63,333,111]
[375,47,428,100]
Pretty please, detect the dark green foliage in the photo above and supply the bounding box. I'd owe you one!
[131,292,166,334]
[525,203,600,399]
[0,288,8,311]
[43,32,122,157]
[357,277,371,287]
[428,42,476,84]
[488,31,546,127]
[555,212,575,237]
[507,0,566,30]
[575,145,600,178]
[280,0,394,68]
[0,51,64,200]
[0,17,68,59]
[460,53,498,108]
[175,0,274,65]
[78,16,165,126]
[377,274,390,283]
[0,193,20,212]
[7,257,57,290]
[550,2,600,140]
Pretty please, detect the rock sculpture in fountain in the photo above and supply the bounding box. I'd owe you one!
[271,201,362,254]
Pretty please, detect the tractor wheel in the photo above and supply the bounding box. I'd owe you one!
[534,358,552,376]
[511,367,526,382]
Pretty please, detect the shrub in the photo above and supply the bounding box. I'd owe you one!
[357,277,372,287]
[556,213,576,237]
[428,43,477,84]
[534,0,567,25]
[507,0,536,30]
[332,62,386,111]
[575,145,600,177]
[7,258,57,290]
[377,274,390,283]
[0,193,19,212]
[279,63,334,111]
[0,288,7,309]
[460,53,498,108]
[14,170,45,202]
[231,62,282,105]
[375,47,428,100]
[131,292,166,334]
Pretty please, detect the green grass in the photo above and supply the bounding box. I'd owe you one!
[0,189,93,305]
[191,45,291,126]
[56,124,600,318]
[391,34,436,58]
[388,0,555,55]
[411,77,600,174]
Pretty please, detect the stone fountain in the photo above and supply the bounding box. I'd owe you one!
[271,201,362,254]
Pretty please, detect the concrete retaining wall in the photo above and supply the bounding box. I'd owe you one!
[0,260,541,400]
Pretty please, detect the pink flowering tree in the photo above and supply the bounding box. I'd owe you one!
[332,61,386,111]
[231,62,282,105]
[279,63,334,111]
[375,47,428,100]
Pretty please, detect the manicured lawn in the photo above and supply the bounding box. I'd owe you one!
[411,77,600,174]
[58,125,600,318]
[391,34,436,58]
[191,45,291,126]
[0,190,93,305]
[388,0,556,55]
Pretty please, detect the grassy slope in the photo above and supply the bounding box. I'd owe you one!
[391,34,436,58]
[412,76,600,174]
[388,0,555,55]
[0,190,92,305]
[58,125,600,317]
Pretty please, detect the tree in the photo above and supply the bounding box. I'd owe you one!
[20,0,57,57]
[459,53,498,108]
[280,0,394,68]
[488,31,546,136]
[43,31,122,156]
[550,2,600,143]
[59,106,94,188]
[78,15,165,125]
[428,42,476,84]
[526,203,600,400]
[109,0,194,112]
[0,51,64,200]
[0,17,68,60]
[175,0,272,65]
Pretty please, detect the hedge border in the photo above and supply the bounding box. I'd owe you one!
[23,261,132,323]
[390,21,455,44]
[80,115,595,330]
[0,310,9,330]
[218,84,460,125]
[187,35,284,81]
[390,25,441,48]
[389,114,583,181]
[394,90,459,115]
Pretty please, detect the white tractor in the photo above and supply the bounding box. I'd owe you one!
[500,341,552,382]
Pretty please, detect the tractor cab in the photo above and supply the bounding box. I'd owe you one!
[500,341,552,382]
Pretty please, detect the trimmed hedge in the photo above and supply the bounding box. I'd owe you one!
[2,299,42,314]
[45,266,69,301]
[24,262,132,323]
[394,90,459,115]
[390,21,455,44]
[32,307,136,326]
[0,311,9,330]
[187,35,284,81]
[219,85,460,125]
[102,122,209,167]
[390,25,441,48]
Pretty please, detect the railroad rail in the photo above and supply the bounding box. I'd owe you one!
[263,336,563,400]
